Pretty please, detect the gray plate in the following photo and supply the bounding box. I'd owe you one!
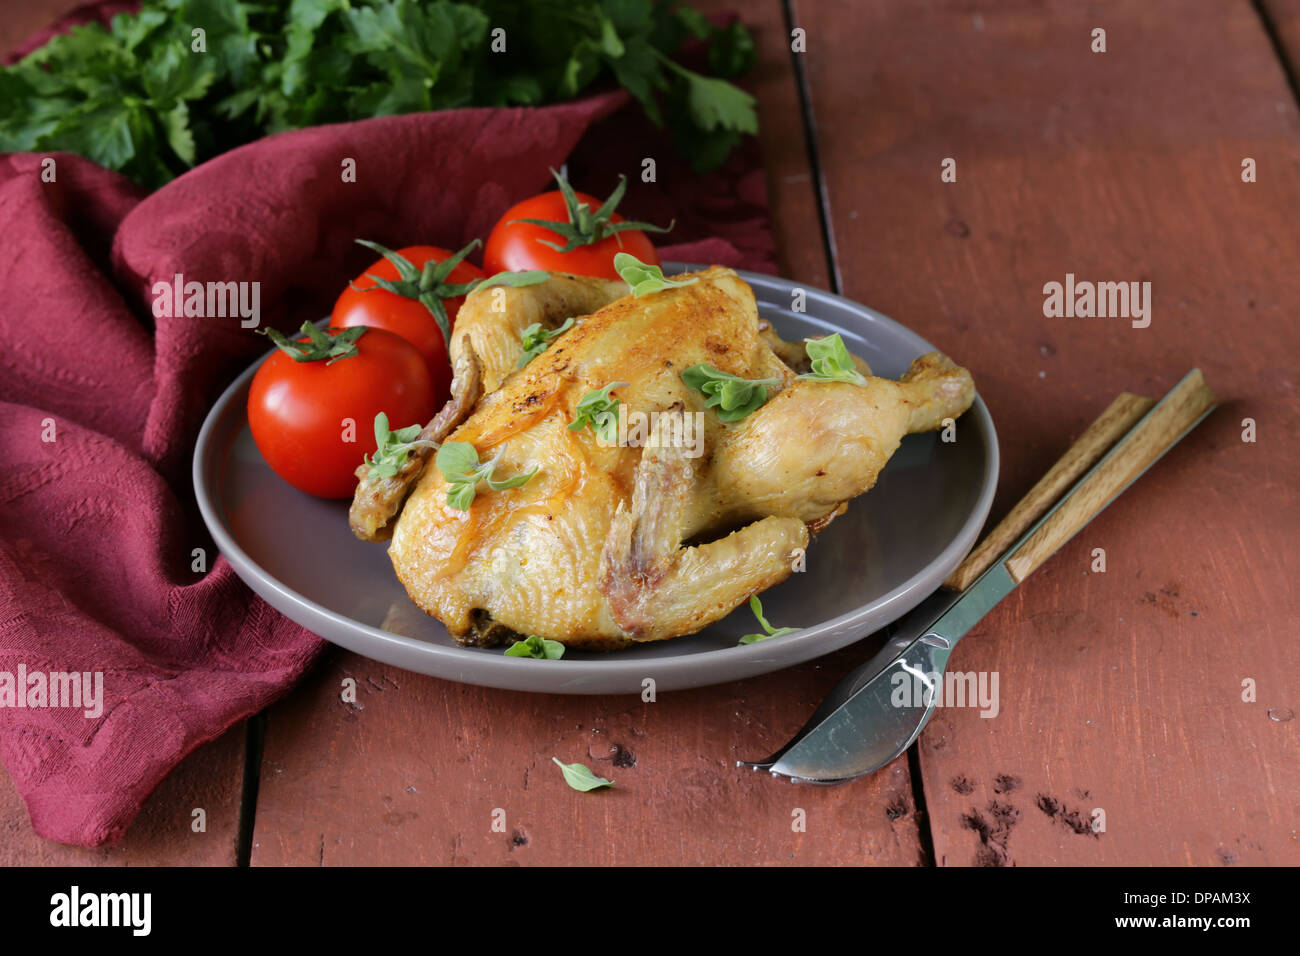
[193,266,998,694]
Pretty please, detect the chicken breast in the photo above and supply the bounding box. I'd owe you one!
[381,266,976,650]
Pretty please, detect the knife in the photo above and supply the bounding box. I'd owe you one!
[741,369,1216,783]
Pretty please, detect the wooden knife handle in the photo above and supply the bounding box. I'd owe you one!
[1003,369,1216,584]
[944,391,1155,592]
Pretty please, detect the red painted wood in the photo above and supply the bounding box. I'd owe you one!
[794,0,1300,864]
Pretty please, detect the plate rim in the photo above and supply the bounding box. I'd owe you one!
[193,265,999,694]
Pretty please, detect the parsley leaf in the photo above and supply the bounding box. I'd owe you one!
[613,252,699,297]
[568,382,627,443]
[517,317,575,368]
[797,334,868,386]
[1,0,759,189]
[681,364,780,422]
[552,757,614,792]
[737,594,799,645]
[504,635,566,659]
[435,441,537,510]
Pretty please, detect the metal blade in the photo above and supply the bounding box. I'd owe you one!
[768,563,1016,782]
[737,587,960,769]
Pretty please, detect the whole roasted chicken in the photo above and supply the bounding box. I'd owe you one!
[350,266,975,650]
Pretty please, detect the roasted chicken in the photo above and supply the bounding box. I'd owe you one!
[351,266,976,650]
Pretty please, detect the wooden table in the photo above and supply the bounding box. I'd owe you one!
[3,0,1297,867]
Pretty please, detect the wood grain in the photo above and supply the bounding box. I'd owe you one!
[250,647,924,866]
[945,392,1155,591]
[247,0,928,866]
[795,0,1300,865]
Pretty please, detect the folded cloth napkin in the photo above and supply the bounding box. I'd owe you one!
[0,13,774,847]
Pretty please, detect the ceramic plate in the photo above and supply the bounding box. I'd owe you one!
[193,265,998,694]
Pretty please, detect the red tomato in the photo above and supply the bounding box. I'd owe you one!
[248,326,436,499]
[332,245,484,403]
[483,190,662,280]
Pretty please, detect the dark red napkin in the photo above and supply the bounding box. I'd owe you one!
[0,11,773,848]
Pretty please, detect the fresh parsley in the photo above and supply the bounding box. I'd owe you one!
[737,594,799,645]
[681,364,780,422]
[504,635,565,659]
[613,252,699,297]
[517,317,575,368]
[567,382,627,443]
[552,757,614,792]
[0,0,758,190]
[797,333,868,386]
[364,412,436,480]
[435,441,537,511]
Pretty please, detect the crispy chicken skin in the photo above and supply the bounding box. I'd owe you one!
[380,266,977,650]
[349,273,627,541]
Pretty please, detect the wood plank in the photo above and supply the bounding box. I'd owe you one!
[251,647,924,866]
[0,726,246,865]
[795,0,1300,865]
[249,0,927,866]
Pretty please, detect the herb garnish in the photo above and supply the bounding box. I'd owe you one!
[517,317,575,368]
[504,635,566,660]
[797,333,868,386]
[363,413,436,481]
[552,757,614,792]
[681,365,780,422]
[737,594,799,645]
[567,382,628,443]
[613,252,699,297]
[435,441,537,511]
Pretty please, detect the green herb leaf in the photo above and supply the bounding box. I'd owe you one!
[468,270,551,293]
[737,594,799,645]
[504,635,565,659]
[681,364,780,422]
[1,1,758,190]
[435,440,480,482]
[552,757,614,791]
[517,317,575,368]
[363,412,435,480]
[568,382,627,443]
[435,440,537,510]
[612,252,699,297]
[797,333,869,385]
[260,321,366,364]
